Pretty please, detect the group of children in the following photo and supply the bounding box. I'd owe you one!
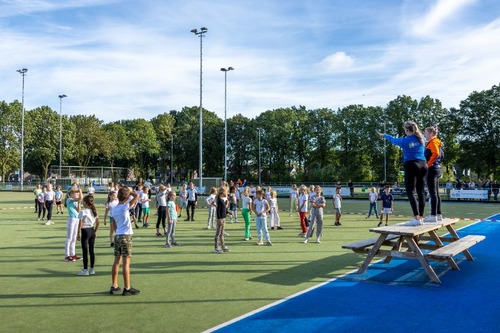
[33,184,65,225]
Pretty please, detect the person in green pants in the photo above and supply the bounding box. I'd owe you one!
[241,186,253,241]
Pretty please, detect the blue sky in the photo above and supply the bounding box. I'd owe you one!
[1,0,499,122]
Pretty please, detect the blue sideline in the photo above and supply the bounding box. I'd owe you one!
[210,218,500,333]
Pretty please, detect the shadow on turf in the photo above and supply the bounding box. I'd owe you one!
[248,253,359,286]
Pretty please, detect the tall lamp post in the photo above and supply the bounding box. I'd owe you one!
[17,68,28,191]
[258,128,261,185]
[220,67,234,182]
[383,112,387,182]
[191,27,208,190]
[58,94,67,179]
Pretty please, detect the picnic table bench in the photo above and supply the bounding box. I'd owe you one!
[343,219,485,283]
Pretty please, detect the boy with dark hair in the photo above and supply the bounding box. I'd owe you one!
[110,187,140,296]
[378,185,394,227]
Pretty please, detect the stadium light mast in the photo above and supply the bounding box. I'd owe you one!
[191,27,208,190]
[58,94,67,179]
[17,68,28,191]
[220,66,234,182]
[258,128,261,185]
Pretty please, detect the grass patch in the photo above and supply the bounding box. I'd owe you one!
[0,191,498,332]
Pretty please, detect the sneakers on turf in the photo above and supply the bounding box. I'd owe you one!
[89,268,96,275]
[72,255,82,261]
[77,268,89,276]
[64,256,75,262]
[316,238,321,244]
[257,240,264,246]
[404,218,423,226]
[122,287,140,296]
[45,220,51,225]
[109,286,121,295]
[266,241,273,246]
[214,248,223,254]
[423,215,438,223]
[222,246,231,252]
[303,239,308,244]
[172,242,180,246]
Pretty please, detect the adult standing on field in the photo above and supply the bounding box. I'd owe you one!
[379,121,427,226]
[423,126,444,222]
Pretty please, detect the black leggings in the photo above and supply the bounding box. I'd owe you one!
[186,200,196,219]
[404,160,428,217]
[427,165,442,215]
[156,206,166,229]
[45,200,54,220]
[80,228,95,269]
[37,202,46,219]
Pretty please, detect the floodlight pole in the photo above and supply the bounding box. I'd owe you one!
[17,68,28,191]
[258,128,261,185]
[191,27,208,190]
[58,94,67,180]
[220,67,234,182]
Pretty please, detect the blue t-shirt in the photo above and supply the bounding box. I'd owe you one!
[66,198,79,218]
[384,134,425,163]
[167,201,178,221]
[380,192,394,209]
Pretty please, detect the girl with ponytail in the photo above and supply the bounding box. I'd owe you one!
[76,195,100,276]
[379,120,428,226]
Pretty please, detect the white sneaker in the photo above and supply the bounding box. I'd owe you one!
[316,238,321,244]
[423,215,438,223]
[77,269,89,276]
[45,220,51,225]
[89,268,96,275]
[404,218,423,226]
[303,239,308,244]
[437,214,443,221]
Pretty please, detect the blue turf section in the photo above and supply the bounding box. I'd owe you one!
[212,220,500,333]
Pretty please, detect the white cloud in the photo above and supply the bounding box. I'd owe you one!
[318,52,354,72]
[410,0,477,37]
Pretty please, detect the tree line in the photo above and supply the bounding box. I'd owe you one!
[0,83,498,184]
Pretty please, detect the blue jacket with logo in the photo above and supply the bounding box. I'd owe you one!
[384,134,425,163]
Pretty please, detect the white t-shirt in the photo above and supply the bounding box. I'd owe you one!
[269,197,278,209]
[334,194,342,208]
[290,189,298,200]
[187,188,197,201]
[141,193,150,208]
[44,190,55,201]
[298,194,308,212]
[105,199,119,218]
[241,195,252,210]
[113,203,133,235]
[157,190,167,207]
[253,198,268,215]
[78,208,97,229]
[88,187,95,195]
[206,194,216,206]
[369,192,378,203]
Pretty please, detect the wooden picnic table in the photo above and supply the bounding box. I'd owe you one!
[344,219,485,284]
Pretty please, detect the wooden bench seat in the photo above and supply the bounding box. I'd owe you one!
[426,235,485,270]
[343,234,399,253]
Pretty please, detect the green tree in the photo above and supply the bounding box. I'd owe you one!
[151,112,175,181]
[227,114,253,180]
[0,101,21,182]
[121,118,160,178]
[24,106,60,181]
[451,84,500,178]
[69,115,107,173]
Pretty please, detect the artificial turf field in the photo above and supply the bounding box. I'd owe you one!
[0,191,498,333]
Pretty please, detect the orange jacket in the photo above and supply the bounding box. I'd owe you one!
[424,137,443,167]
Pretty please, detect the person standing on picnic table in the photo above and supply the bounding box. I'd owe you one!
[379,121,427,226]
[377,185,394,227]
[423,126,444,222]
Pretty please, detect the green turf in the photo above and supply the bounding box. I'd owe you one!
[0,191,498,332]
